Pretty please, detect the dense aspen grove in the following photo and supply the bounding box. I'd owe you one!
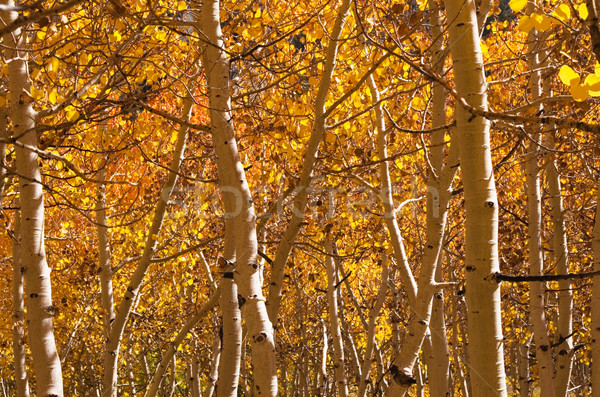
[1,0,600,395]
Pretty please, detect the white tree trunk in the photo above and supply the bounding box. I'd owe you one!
[199,0,277,393]
[12,209,31,397]
[592,186,600,397]
[96,165,117,394]
[524,20,556,397]
[547,133,573,397]
[2,2,64,394]
[215,278,241,397]
[518,333,531,397]
[204,328,221,397]
[190,360,201,397]
[443,0,508,393]
[325,237,349,397]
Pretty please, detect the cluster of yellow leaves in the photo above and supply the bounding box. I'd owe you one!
[558,64,600,101]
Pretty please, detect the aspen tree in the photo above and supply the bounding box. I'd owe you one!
[547,132,574,396]
[198,0,277,393]
[11,209,30,397]
[2,1,64,394]
[443,0,508,393]
[382,7,458,391]
[593,186,600,396]
[325,236,349,396]
[524,18,556,396]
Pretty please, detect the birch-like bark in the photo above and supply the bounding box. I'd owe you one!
[444,0,507,393]
[426,5,452,395]
[592,187,600,396]
[2,2,64,394]
[524,21,555,397]
[428,286,451,396]
[525,133,555,396]
[166,356,176,397]
[144,290,219,397]
[190,360,201,397]
[547,133,573,397]
[518,333,531,397]
[203,328,221,397]
[12,209,30,397]
[96,165,117,393]
[215,277,241,397]
[265,0,353,324]
[318,318,328,396]
[103,94,193,397]
[357,255,389,397]
[199,0,277,393]
[382,45,457,397]
[0,108,8,203]
[325,237,349,397]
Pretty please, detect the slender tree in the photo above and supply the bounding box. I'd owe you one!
[2,1,64,394]
[443,0,508,393]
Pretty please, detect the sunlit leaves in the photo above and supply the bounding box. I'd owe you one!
[559,65,580,86]
[509,0,528,13]
[579,3,589,19]
[552,4,571,22]
[558,65,600,100]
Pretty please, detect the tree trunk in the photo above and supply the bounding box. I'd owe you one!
[216,278,241,397]
[96,165,117,395]
[592,186,600,397]
[547,131,573,397]
[524,19,556,397]
[325,236,349,397]
[443,0,508,393]
[199,0,277,393]
[204,327,221,397]
[12,209,31,397]
[2,2,64,394]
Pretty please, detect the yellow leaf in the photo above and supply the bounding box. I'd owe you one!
[531,13,552,31]
[558,65,580,86]
[518,15,535,32]
[66,108,80,122]
[49,90,58,104]
[411,97,426,110]
[552,4,571,21]
[579,3,588,19]
[585,74,600,90]
[570,83,588,102]
[509,0,528,13]
[177,0,187,11]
